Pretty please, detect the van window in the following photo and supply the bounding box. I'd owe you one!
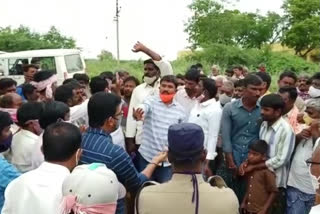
[9,58,29,75]
[65,54,83,73]
[31,57,57,73]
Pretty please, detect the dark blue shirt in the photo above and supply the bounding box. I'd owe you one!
[80,127,148,214]
[221,99,261,166]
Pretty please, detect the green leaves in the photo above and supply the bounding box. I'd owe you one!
[0,25,76,52]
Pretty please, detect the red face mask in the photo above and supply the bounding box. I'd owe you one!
[160,93,175,104]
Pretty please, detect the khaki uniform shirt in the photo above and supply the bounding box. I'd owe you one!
[138,174,239,214]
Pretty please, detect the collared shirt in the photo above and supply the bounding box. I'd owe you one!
[288,138,315,194]
[110,126,126,150]
[245,169,278,213]
[188,98,222,160]
[153,59,174,77]
[138,174,239,214]
[259,117,295,188]
[2,162,70,214]
[80,127,148,214]
[0,156,20,212]
[138,95,187,167]
[221,99,261,166]
[126,80,160,145]
[70,99,89,127]
[283,105,301,134]
[174,88,202,116]
[10,129,42,173]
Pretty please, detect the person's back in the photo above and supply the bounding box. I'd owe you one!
[137,123,239,214]
[139,174,238,214]
[2,122,82,214]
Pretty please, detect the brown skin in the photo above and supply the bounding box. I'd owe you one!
[133,80,177,121]
[0,126,12,142]
[278,92,295,115]
[27,89,40,102]
[123,80,137,100]
[233,68,242,78]
[297,77,310,92]
[46,148,82,172]
[0,85,17,95]
[169,150,207,174]
[24,67,38,83]
[234,86,244,99]
[176,78,185,87]
[225,83,264,174]
[10,93,23,109]
[211,68,219,76]
[312,79,320,90]
[184,79,198,98]
[278,77,296,88]
[220,85,234,97]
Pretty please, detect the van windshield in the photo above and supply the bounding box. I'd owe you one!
[65,54,83,73]
[31,57,57,73]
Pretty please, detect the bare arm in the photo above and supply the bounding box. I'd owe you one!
[132,41,161,61]
[141,152,167,178]
[258,192,277,214]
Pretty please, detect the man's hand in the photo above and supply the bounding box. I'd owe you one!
[151,151,168,165]
[133,108,144,121]
[132,41,147,53]
[125,138,137,154]
[112,72,122,97]
[297,128,312,140]
[225,153,237,170]
[240,202,247,214]
[204,160,213,178]
[238,161,248,176]
[79,125,87,134]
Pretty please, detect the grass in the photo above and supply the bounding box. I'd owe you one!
[86,54,320,93]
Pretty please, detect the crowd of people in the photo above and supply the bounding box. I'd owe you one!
[0,42,320,214]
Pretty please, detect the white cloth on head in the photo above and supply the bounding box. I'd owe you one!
[1,162,70,214]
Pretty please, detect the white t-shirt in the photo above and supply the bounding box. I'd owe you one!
[310,204,320,214]
[287,138,315,194]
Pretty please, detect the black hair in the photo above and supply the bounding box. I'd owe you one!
[73,73,90,84]
[279,71,297,83]
[260,93,285,111]
[17,102,44,127]
[33,71,54,82]
[243,74,263,87]
[39,101,70,129]
[100,71,114,81]
[249,140,268,155]
[233,65,243,70]
[0,111,13,133]
[160,75,178,88]
[185,68,201,83]
[255,72,272,89]
[176,74,185,79]
[88,92,121,128]
[54,85,74,105]
[89,76,108,95]
[0,78,17,91]
[143,59,160,71]
[225,68,234,74]
[278,87,298,101]
[42,122,81,162]
[234,79,245,88]
[22,64,38,72]
[202,78,217,99]
[311,72,320,81]
[63,78,78,85]
[0,94,13,108]
[195,63,203,69]
[22,84,37,99]
[124,76,140,86]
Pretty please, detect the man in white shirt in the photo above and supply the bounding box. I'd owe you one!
[174,68,202,116]
[188,78,222,177]
[126,42,173,154]
[2,122,82,214]
[10,102,43,172]
[287,99,320,214]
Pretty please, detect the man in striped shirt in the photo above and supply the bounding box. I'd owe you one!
[240,94,295,213]
[133,75,187,183]
[80,92,167,214]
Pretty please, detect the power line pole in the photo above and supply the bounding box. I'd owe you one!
[114,0,121,64]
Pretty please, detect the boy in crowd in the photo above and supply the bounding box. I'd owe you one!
[233,79,245,99]
[241,140,278,214]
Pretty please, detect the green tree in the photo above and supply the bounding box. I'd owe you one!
[185,0,282,49]
[0,25,76,52]
[282,0,320,57]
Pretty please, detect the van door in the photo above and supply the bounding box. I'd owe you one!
[64,54,85,79]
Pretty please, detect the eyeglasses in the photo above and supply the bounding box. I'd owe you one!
[306,158,320,166]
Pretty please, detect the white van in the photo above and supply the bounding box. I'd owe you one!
[0,49,86,85]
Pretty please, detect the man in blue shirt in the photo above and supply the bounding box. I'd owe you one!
[16,64,38,100]
[80,92,167,214]
[0,111,20,212]
[221,74,264,202]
